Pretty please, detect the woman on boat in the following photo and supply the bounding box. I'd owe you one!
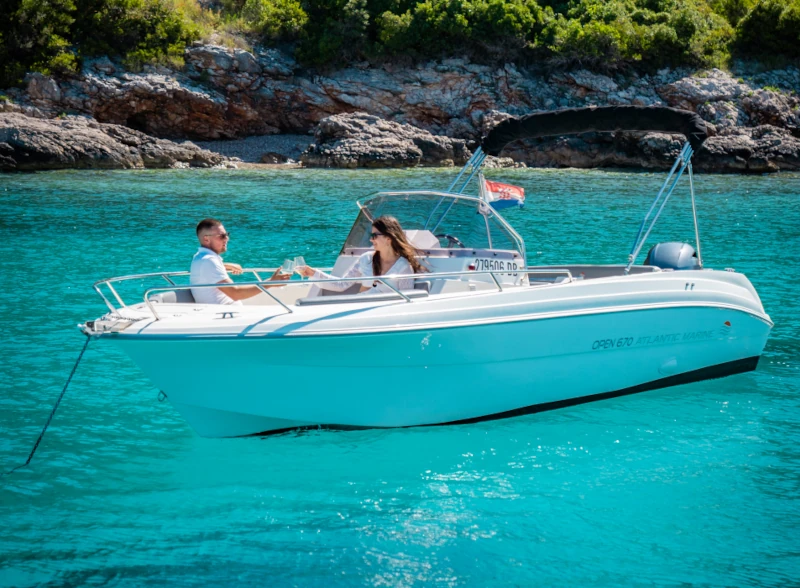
[296,215,426,293]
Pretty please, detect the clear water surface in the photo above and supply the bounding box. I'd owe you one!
[1,168,798,587]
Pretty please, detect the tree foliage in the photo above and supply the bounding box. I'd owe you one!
[2,0,799,88]
[542,0,733,68]
[362,0,551,64]
[288,0,780,68]
[735,0,800,59]
[1,0,201,86]
[1,0,78,86]
[241,0,308,40]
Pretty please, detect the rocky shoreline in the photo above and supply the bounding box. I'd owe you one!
[1,44,799,172]
[0,113,229,171]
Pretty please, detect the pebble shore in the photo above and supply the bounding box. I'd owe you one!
[194,134,313,163]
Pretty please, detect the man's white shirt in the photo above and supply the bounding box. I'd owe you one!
[190,247,238,305]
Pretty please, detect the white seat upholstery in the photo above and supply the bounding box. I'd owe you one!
[150,289,196,304]
[404,230,440,249]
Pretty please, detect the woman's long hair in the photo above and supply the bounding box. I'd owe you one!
[371,215,427,276]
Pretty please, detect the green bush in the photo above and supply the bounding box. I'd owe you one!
[709,0,756,26]
[296,0,374,65]
[1,0,797,88]
[544,17,630,63]
[374,0,549,61]
[736,0,800,59]
[73,0,201,69]
[543,0,732,69]
[668,0,732,66]
[48,50,81,75]
[0,0,203,87]
[0,0,77,86]
[241,0,308,40]
[376,10,414,51]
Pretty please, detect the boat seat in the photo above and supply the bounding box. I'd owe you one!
[318,283,362,296]
[296,290,428,306]
[414,280,431,292]
[149,289,196,304]
[405,230,440,249]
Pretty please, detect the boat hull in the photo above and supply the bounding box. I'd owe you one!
[114,304,771,437]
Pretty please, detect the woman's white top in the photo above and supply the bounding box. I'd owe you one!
[313,252,415,294]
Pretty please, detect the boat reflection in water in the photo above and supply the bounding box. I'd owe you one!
[81,107,772,437]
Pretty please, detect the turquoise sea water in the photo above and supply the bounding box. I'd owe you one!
[1,168,798,587]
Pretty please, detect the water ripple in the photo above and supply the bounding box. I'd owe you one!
[1,169,798,587]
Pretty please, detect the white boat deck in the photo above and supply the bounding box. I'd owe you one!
[85,264,771,340]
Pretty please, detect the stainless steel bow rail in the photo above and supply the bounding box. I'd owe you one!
[91,267,575,321]
[91,267,320,315]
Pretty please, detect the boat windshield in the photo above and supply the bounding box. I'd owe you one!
[343,191,525,255]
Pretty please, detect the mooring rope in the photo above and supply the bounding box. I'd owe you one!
[2,335,92,476]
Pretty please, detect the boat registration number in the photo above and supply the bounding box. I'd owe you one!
[473,258,519,274]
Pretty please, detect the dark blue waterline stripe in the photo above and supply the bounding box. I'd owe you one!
[249,356,761,438]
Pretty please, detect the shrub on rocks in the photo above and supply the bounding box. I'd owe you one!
[542,0,733,69]
[241,0,308,41]
[375,0,550,61]
[709,0,757,26]
[296,0,373,65]
[0,0,78,86]
[0,0,206,87]
[735,0,800,60]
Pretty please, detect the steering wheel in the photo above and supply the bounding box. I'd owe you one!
[435,233,465,248]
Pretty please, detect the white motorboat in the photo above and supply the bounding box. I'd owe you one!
[81,107,773,438]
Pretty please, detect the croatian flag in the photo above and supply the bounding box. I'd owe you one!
[481,177,525,209]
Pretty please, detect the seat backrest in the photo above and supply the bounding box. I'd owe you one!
[175,289,196,303]
[414,279,431,292]
[319,283,363,296]
[150,289,196,304]
[405,230,440,249]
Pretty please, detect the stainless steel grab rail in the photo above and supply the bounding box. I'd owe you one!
[91,268,331,314]
[144,281,295,320]
[92,266,573,321]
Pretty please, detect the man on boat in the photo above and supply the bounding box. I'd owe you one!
[191,218,288,304]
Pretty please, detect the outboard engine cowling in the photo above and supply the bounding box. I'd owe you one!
[643,242,699,270]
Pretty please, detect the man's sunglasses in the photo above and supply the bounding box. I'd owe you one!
[369,232,385,239]
[205,232,230,239]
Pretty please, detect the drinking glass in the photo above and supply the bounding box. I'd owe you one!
[281,259,295,275]
[293,256,306,275]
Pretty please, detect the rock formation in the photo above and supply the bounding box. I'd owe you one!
[500,126,800,172]
[699,125,800,173]
[2,45,799,171]
[301,113,471,168]
[0,113,227,171]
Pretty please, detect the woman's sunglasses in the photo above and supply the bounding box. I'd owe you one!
[369,232,385,240]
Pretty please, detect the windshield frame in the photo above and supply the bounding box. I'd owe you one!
[347,191,526,259]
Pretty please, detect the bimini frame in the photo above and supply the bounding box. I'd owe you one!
[471,105,710,275]
[624,141,702,274]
